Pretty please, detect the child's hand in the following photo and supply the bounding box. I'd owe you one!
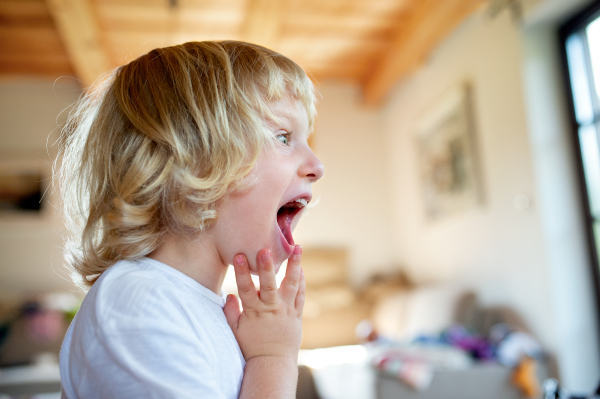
[223,246,305,361]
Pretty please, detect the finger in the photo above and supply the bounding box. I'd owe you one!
[233,254,259,308]
[256,249,278,305]
[295,267,306,314]
[223,294,241,331]
[280,245,302,304]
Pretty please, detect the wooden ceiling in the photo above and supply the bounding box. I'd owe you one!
[0,0,484,104]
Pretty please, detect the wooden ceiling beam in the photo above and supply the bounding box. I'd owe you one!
[361,0,485,105]
[0,26,65,54]
[241,0,288,49]
[0,53,74,76]
[45,0,111,85]
[0,0,53,26]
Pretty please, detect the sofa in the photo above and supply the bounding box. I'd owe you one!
[296,281,553,399]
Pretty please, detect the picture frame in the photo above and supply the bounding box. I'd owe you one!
[415,84,483,221]
[0,159,51,217]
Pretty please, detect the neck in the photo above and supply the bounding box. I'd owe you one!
[148,231,228,295]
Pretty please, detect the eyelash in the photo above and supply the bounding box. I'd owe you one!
[276,132,291,146]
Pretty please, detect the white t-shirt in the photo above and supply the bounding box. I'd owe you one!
[60,257,245,399]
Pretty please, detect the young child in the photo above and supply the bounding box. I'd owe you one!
[58,40,324,398]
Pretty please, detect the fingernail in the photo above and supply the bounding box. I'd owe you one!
[234,255,245,265]
[226,294,233,303]
[294,245,302,255]
[260,251,271,262]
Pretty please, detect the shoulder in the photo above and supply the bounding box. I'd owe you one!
[87,258,214,329]
[72,257,234,357]
[101,259,182,308]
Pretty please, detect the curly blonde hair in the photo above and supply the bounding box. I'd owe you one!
[58,41,316,289]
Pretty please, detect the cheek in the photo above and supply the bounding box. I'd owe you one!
[218,196,278,266]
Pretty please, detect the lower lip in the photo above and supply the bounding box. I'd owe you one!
[278,224,295,256]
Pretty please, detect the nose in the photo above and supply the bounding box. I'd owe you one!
[300,147,325,182]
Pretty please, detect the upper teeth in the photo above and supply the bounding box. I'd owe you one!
[294,198,308,207]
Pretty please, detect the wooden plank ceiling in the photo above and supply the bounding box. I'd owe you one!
[0,0,484,104]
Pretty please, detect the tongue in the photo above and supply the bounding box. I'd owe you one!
[277,209,295,246]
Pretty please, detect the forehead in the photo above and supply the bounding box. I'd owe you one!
[267,96,309,128]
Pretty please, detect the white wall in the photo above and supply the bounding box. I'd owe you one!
[0,78,81,301]
[383,6,556,355]
[521,0,600,391]
[294,84,396,286]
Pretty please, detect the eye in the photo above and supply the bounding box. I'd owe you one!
[276,132,291,146]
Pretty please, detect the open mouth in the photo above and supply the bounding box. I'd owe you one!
[277,198,308,248]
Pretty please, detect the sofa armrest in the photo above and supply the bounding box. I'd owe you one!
[376,362,549,399]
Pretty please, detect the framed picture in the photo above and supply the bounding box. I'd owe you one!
[0,160,49,216]
[415,84,483,221]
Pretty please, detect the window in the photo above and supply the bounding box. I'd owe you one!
[561,1,600,309]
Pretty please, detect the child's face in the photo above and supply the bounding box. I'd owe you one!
[211,96,324,273]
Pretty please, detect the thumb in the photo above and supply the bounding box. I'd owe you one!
[223,294,241,331]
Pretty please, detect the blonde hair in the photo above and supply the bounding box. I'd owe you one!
[59,41,316,288]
